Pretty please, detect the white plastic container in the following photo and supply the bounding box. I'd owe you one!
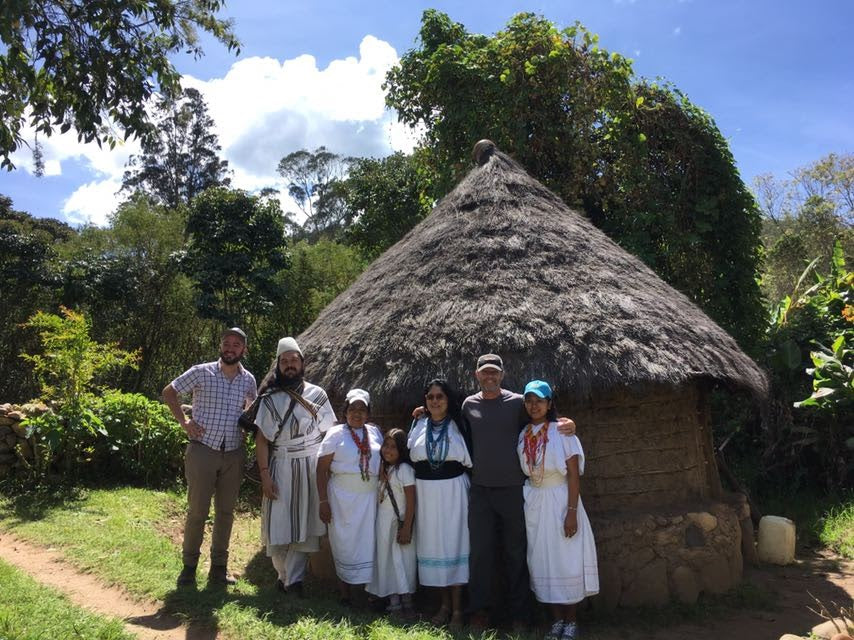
[757,515,796,565]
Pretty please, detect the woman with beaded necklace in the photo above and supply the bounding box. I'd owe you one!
[317,388,383,606]
[518,381,598,640]
[407,378,472,630]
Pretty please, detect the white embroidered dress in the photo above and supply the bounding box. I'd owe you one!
[367,462,417,597]
[257,383,336,555]
[317,423,383,584]
[517,423,600,604]
[408,417,472,587]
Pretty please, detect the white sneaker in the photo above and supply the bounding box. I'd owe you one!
[561,621,579,639]
[544,620,564,640]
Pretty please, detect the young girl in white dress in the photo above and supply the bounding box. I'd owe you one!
[367,428,417,615]
[517,380,599,640]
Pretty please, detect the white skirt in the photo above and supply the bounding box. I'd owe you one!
[524,480,599,604]
[367,500,417,597]
[415,474,470,587]
[262,453,325,550]
[328,472,378,584]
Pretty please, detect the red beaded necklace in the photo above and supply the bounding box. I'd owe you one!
[522,422,549,485]
[348,424,371,481]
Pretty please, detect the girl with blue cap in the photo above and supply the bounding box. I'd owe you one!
[518,380,599,640]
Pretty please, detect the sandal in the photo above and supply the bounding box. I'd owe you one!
[449,610,464,631]
[430,606,450,626]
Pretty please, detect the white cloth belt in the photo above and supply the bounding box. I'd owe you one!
[272,432,323,459]
[528,471,566,489]
[332,472,379,494]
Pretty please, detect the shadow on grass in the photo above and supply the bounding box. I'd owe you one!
[159,578,400,639]
[0,481,88,524]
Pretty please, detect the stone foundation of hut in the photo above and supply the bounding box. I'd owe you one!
[590,498,748,608]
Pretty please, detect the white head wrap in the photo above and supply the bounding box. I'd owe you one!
[276,337,302,358]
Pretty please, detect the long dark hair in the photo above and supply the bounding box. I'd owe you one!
[422,378,463,425]
[382,428,411,469]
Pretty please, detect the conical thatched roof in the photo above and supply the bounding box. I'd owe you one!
[299,143,767,404]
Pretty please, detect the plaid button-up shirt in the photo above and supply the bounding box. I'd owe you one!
[171,360,257,452]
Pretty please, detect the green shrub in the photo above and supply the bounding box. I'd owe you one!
[94,390,185,485]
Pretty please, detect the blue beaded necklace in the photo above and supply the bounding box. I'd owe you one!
[426,416,451,470]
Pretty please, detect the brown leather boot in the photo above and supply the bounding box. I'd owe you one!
[207,564,237,586]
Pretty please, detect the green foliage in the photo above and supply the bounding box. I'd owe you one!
[818,499,854,559]
[0,0,239,169]
[344,151,434,261]
[56,197,214,396]
[94,390,185,485]
[183,187,290,326]
[121,88,231,208]
[0,197,74,401]
[765,241,854,490]
[385,10,764,351]
[21,307,139,409]
[19,307,139,477]
[755,153,853,303]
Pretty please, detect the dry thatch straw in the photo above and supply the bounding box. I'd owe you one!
[299,141,767,405]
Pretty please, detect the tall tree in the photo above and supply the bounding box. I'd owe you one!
[755,153,854,302]
[1,0,239,169]
[385,10,765,351]
[344,152,434,261]
[56,196,213,396]
[277,147,353,237]
[121,88,230,207]
[0,196,74,400]
[182,187,289,331]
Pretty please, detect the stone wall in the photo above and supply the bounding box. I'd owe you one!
[591,495,750,610]
[0,403,41,478]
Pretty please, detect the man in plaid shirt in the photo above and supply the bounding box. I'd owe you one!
[163,327,257,587]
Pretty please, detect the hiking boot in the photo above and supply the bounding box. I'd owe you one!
[176,564,197,587]
[207,564,237,586]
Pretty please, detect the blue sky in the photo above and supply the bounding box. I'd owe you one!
[2,0,852,226]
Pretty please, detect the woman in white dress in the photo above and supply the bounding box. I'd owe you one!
[408,378,472,630]
[517,380,598,640]
[317,388,383,605]
[366,428,417,615]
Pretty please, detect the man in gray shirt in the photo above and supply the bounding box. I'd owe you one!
[464,353,574,630]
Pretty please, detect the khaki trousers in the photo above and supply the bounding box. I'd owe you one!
[183,441,244,568]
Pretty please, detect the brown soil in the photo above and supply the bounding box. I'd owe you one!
[0,529,850,640]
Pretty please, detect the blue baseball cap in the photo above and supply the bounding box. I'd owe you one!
[523,380,553,399]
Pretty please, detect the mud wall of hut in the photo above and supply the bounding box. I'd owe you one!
[562,382,721,511]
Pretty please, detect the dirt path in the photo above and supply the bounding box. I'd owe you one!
[0,532,216,640]
[0,529,851,640]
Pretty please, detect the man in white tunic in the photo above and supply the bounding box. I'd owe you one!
[255,337,336,594]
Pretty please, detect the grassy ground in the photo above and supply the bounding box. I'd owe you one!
[0,558,135,640]
[0,485,492,640]
[818,500,854,559]
[0,484,790,640]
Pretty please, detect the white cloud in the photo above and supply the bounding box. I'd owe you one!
[673,26,682,36]
[62,178,126,227]
[13,35,419,226]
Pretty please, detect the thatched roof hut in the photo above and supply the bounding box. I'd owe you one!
[301,141,765,405]
[300,141,766,606]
